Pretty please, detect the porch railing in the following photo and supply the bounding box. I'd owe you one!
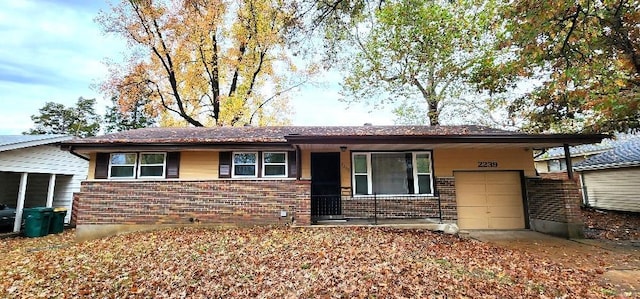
[312,194,443,223]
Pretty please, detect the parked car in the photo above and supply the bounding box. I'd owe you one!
[0,204,16,227]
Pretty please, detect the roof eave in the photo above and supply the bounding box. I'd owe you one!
[575,161,640,171]
[63,142,294,153]
[0,136,73,152]
[285,134,608,145]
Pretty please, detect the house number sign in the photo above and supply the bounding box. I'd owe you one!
[477,161,498,168]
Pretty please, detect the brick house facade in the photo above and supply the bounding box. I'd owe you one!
[63,126,605,240]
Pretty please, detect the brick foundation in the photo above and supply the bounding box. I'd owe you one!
[74,180,311,239]
[525,177,584,238]
[339,177,457,221]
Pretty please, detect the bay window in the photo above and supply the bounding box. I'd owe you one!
[352,152,433,195]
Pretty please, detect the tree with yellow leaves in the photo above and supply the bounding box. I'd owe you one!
[98,0,308,127]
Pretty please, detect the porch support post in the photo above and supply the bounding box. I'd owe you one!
[13,172,28,233]
[563,143,574,180]
[46,174,56,207]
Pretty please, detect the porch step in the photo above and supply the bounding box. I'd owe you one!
[314,214,346,220]
[316,219,348,224]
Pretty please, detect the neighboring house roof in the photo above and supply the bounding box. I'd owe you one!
[62,125,607,149]
[574,137,640,171]
[0,135,72,152]
[534,133,640,161]
[536,143,613,161]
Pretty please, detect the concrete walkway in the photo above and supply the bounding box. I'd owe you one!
[467,230,640,296]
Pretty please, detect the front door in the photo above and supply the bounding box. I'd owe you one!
[311,152,341,218]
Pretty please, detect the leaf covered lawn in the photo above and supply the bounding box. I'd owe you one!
[1,227,609,298]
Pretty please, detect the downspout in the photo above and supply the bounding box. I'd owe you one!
[579,172,590,207]
[69,147,90,161]
[61,145,90,161]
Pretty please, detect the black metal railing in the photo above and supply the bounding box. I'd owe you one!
[311,195,342,216]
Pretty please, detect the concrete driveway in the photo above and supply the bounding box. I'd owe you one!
[467,230,640,295]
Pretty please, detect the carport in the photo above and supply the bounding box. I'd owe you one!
[0,135,88,233]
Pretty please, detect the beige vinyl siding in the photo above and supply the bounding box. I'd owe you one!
[434,148,536,177]
[300,149,311,180]
[455,171,525,229]
[582,168,640,212]
[340,151,350,189]
[179,151,218,179]
[87,153,96,180]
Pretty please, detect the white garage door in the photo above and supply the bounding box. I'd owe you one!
[455,171,525,229]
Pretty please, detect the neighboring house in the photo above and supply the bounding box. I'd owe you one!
[534,143,613,178]
[574,136,640,213]
[0,135,89,232]
[62,126,605,240]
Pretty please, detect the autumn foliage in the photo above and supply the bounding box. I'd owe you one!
[97,0,303,127]
[0,227,612,298]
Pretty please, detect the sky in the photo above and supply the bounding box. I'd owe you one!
[0,0,395,135]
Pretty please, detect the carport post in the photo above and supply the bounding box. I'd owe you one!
[563,144,574,180]
[13,172,28,233]
[45,174,56,207]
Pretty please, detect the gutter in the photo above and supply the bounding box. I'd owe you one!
[574,161,640,172]
[284,134,609,145]
[60,145,90,161]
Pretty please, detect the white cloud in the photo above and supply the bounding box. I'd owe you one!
[0,0,395,135]
[0,0,125,134]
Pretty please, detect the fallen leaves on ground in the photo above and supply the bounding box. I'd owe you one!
[1,227,611,298]
[582,208,640,241]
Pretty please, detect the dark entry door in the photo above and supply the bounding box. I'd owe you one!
[311,152,341,217]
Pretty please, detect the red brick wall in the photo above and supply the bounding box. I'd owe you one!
[539,172,570,180]
[525,178,583,224]
[340,177,457,221]
[75,180,311,226]
[435,177,457,221]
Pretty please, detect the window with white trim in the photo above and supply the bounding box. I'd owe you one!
[352,152,433,195]
[263,152,287,177]
[232,152,258,177]
[109,153,137,178]
[138,153,166,178]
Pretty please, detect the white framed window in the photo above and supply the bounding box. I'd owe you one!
[413,153,433,194]
[352,151,434,196]
[138,152,166,178]
[353,154,370,195]
[109,153,137,179]
[232,152,258,177]
[263,152,287,177]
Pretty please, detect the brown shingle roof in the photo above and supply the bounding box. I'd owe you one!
[62,125,608,148]
[65,125,514,145]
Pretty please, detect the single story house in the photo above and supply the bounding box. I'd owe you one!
[62,126,606,239]
[574,136,640,212]
[0,135,89,233]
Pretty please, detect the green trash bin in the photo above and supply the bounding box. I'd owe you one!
[49,208,67,234]
[22,207,53,237]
